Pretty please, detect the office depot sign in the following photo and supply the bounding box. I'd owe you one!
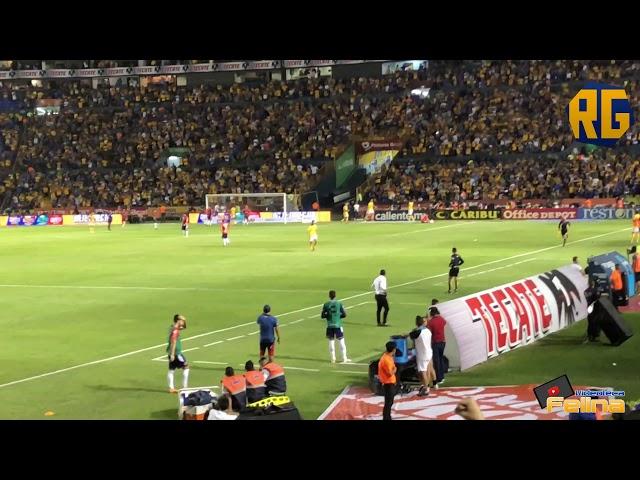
[501,208,578,220]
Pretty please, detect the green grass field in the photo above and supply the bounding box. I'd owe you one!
[1,219,638,419]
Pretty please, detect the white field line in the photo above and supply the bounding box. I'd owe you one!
[280,366,320,372]
[0,284,324,294]
[352,351,382,363]
[334,370,368,374]
[181,347,200,353]
[433,257,538,286]
[192,361,227,365]
[388,222,476,237]
[318,386,351,420]
[0,227,628,390]
[174,305,373,357]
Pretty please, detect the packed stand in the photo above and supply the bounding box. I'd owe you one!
[2,60,640,212]
[365,149,640,206]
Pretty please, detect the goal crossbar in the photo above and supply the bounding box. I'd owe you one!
[205,193,289,224]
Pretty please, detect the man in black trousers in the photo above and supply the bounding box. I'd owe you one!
[378,341,398,420]
[372,269,389,326]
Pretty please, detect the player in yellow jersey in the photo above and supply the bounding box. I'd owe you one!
[342,203,349,223]
[307,220,318,251]
[407,200,415,221]
[632,213,640,244]
[365,199,375,222]
[89,212,96,234]
[230,206,237,224]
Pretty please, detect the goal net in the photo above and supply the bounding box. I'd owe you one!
[205,193,301,224]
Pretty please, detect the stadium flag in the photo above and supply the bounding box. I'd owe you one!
[355,140,403,175]
[335,144,356,189]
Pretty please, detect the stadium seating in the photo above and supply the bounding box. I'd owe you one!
[2,60,640,213]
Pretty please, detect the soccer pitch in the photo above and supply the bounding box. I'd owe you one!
[1,219,638,419]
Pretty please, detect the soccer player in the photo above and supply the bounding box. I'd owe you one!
[230,205,237,224]
[365,199,375,222]
[167,314,189,393]
[257,305,280,363]
[154,208,160,230]
[321,290,350,364]
[181,213,189,237]
[342,203,349,223]
[353,200,360,220]
[632,213,640,244]
[221,221,230,246]
[407,200,415,221]
[558,218,570,247]
[89,212,96,234]
[121,209,128,228]
[206,206,213,226]
[307,220,318,251]
[448,247,464,294]
[107,212,113,231]
[242,205,250,225]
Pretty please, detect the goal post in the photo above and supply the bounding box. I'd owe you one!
[205,193,301,224]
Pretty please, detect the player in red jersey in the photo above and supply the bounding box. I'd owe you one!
[221,221,230,246]
[242,205,250,225]
[181,213,189,237]
[206,207,213,226]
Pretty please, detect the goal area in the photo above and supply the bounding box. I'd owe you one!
[205,193,301,224]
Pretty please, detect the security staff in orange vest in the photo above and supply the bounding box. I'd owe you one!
[243,360,267,403]
[221,366,247,412]
[610,264,626,309]
[378,341,398,421]
[259,357,287,395]
[633,253,640,291]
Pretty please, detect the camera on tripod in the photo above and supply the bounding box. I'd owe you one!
[627,245,636,257]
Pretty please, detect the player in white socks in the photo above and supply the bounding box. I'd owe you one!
[321,290,351,364]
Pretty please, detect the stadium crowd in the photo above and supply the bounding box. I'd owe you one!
[364,149,640,206]
[2,60,640,212]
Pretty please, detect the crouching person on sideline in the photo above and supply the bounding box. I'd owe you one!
[221,366,247,412]
[259,357,287,395]
[244,360,267,403]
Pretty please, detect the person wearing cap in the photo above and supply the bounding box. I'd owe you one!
[243,360,267,404]
[378,341,398,420]
[257,304,280,363]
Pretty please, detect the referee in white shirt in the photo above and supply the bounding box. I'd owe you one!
[372,269,390,326]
